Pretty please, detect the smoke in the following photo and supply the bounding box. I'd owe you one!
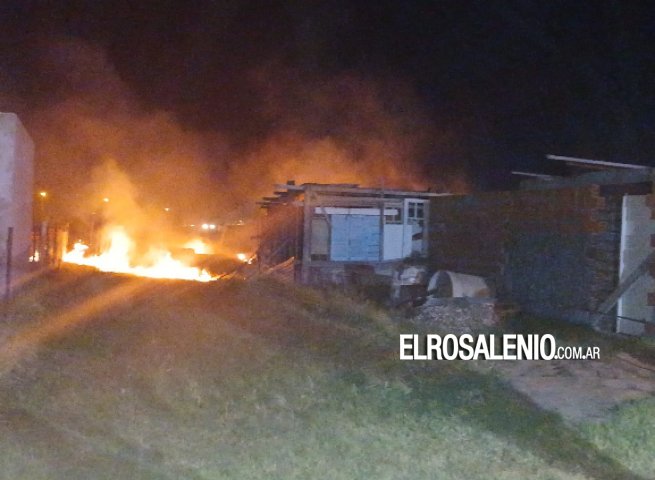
[8,36,468,229]
[23,37,224,222]
[228,67,443,203]
[87,159,174,253]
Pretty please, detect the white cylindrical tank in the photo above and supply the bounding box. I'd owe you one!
[427,270,491,298]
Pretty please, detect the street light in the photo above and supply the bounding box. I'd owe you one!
[37,190,48,221]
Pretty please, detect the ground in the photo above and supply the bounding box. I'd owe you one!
[412,300,655,424]
[0,267,654,479]
[490,354,655,423]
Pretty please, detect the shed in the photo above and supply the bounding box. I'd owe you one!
[257,183,445,284]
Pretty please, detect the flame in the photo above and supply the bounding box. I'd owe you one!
[236,252,254,264]
[63,226,217,282]
[183,239,213,255]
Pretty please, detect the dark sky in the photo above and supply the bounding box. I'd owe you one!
[1,0,655,197]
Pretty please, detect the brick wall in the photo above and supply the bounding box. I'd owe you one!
[430,191,511,289]
[429,185,623,326]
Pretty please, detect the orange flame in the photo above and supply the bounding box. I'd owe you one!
[183,238,213,255]
[63,226,217,282]
[236,253,254,264]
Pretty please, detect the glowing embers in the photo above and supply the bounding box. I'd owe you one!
[63,226,217,282]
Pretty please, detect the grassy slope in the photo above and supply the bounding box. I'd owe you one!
[0,268,653,480]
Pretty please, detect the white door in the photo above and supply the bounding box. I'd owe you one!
[617,195,655,335]
[405,199,428,257]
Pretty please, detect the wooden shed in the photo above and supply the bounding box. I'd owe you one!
[257,183,444,284]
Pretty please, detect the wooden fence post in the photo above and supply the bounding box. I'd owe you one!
[5,226,13,301]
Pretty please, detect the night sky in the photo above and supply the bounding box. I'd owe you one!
[1,1,654,210]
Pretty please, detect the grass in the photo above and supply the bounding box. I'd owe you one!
[0,267,653,479]
[509,313,655,365]
[581,397,655,479]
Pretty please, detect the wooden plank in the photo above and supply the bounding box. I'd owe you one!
[5,226,13,300]
[379,199,384,261]
[274,183,446,198]
[276,183,358,191]
[423,200,430,257]
[300,189,313,283]
[294,204,301,262]
[598,250,655,314]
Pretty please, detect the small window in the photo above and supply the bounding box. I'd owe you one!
[385,208,402,224]
[407,201,425,227]
[416,203,424,219]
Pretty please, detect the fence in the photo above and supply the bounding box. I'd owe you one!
[29,222,69,268]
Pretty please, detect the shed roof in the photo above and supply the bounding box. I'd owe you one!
[258,182,448,209]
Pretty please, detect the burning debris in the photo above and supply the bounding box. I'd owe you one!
[52,159,260,282]
[236,252,255,264]
[63,226,218,282]
[183,239,213,255]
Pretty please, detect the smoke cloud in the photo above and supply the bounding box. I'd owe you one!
[8,36,468,228]
[23,37,223,222]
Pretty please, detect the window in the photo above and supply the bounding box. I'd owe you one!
[385,207,402,224]
[403,199,428,257]
[407,201,425,227]
[310,213,329,261]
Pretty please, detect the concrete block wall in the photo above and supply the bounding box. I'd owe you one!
[430,185,622,326]
[430,191,512,290]
[506,187,621,322]
[0,113,34,295]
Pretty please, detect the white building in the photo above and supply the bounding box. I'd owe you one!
[0,113,34,296]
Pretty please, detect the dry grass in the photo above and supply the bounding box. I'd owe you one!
[0,267,652,479]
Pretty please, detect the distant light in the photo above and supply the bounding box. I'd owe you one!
[209,224,216,230]
[103,197,110,203]
[189,224,195,227]
[39,191,47,198]
[201,223,209,230]
[164,207,171,212]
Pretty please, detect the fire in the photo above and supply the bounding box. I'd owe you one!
[236,252,254,264]
[183,239,212,255]
[63,226,218,282]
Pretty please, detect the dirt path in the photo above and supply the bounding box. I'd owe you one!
[487,353,655,423]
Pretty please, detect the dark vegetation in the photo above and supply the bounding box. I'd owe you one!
[0,267,653,479]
